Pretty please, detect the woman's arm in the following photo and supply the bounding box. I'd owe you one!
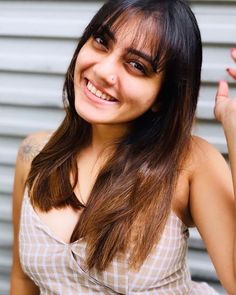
[214,48,236,291]
[189,136,235,294]
[188,50,236,295]
[10,131,51,295]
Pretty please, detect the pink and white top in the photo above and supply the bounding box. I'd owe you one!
[19,194,219,294]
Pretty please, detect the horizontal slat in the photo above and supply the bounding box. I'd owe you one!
[197,100,215,119]
[0,2,101,38]
[0,19,87,39]
[194,120,225,138]
[0,249,12,275]
[200,83,236,101]
[188,250,218,281]
[0,54,69,75]
[0,145,17,166]
[0,72,64,107]
[0,72,64,91]
[0,165,14,194]
[0,1,101,11]
[192,3,236,46]
[191,2,236,14]
[0,37,76,56]
[203,46,236,65]
[0,36,76,73]
[189,228,205,250]
[0,137,21,165]
[202,65,235,83]
[200,24,236,44]
[0,194,12,223]
[193,121,227,154]
[0,223,12,249]
[0,276,10,295]
[0,105,63,136]
[0,87,62,108]
[202,46,236,82]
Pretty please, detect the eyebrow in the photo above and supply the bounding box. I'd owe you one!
[97,25,157,72]
[126,48,156,71]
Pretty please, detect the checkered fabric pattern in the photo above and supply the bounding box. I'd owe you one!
[19,195,219,294]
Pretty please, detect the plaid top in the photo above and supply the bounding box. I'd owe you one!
[19,194,219,294]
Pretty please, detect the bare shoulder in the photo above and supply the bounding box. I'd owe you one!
[189,135,228,172]
[16,130,53,183]
[18,130,52,163]
[188,135,233,206]
[191,135,222,157]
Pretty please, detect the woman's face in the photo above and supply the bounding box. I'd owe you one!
[74,20,163,127]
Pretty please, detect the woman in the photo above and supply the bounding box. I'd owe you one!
[10,0,235,294]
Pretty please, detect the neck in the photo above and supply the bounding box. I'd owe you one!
[90,124,128,155]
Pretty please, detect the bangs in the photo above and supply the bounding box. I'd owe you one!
[94,7,170,74]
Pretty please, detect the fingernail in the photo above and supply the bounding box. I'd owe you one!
[231,48,236,53]
[226,68,230,72]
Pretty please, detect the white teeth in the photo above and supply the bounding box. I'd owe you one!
[91,86,96,95]
[86,80,115,102]
[95,90,102,98]
[87,81,93,91]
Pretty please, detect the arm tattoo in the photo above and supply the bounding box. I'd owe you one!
[18,137,42,162]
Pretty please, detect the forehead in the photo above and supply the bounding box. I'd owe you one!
[105,13,159,55]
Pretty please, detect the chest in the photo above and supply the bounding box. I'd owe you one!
[34,206,81,244]
[35,172,192,246]
[20,197,190,294]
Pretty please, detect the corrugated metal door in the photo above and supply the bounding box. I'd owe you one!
[0,1,235,294]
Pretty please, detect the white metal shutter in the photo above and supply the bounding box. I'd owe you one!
[0,1,235,294]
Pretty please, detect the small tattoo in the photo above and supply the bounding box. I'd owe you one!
[18,137,42,162]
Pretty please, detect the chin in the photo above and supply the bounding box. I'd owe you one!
[74,108,102,125]
[74,101,108,125]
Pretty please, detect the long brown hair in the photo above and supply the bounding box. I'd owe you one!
[27,0,202,271]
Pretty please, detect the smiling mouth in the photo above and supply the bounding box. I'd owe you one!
[86,80,117,102]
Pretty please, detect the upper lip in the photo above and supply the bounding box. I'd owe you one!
[86,78,118,101]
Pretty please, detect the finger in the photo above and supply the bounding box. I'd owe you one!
[216,80,229,100]
[231,48,236,62]
[226,68,236,80]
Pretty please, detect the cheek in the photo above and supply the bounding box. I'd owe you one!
[139,79,163,107]
[125,80,161,108]
[74,52,87,74]
[74,46,94,75]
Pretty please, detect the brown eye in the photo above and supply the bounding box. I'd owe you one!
[129,61,147,74]
[95,36,105,45]
[93,34,108,49]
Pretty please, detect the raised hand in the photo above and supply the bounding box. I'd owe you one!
[214,49,236,128]
[227,49,236,80]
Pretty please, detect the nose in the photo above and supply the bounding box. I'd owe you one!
[92,55,118,86]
